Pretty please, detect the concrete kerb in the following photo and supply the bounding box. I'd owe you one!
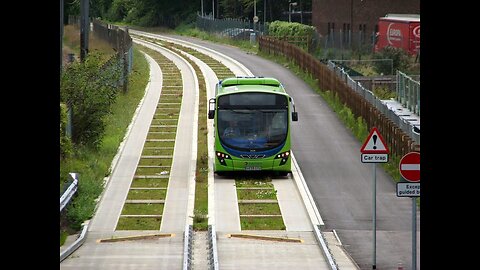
[97,233,174,243]
[290,152,324,226]
[227,233,304,243]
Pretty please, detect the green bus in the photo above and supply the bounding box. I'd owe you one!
[208,77,298,175]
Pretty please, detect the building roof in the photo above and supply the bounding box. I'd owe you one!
[382,14,420,22]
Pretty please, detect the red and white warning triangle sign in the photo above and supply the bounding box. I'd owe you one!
[360,127,389,154]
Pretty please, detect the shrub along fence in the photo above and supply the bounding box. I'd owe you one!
[62,18,134,147]
[259,36,419,158]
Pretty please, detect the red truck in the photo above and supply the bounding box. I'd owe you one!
[374,14,420,55]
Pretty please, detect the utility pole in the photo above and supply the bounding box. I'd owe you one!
[289,1,297,23]
[350,0,354,48]
[264,0,266,26]
[80,0,89,62]
[289,0,291,22]
[60,0,64,71]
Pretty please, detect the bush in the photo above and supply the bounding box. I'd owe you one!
[60,52,121,149]
[268,20,318,50]
[373,85,396,100]
[373,46,409,75]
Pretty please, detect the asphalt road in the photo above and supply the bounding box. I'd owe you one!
[166,34,420,270]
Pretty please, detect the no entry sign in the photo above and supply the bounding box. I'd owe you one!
[399,152,420,182]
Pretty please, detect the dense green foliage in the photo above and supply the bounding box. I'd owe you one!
[268,20,318,50]
[373,46,410,75]
[65,0,312,28]
[268,20,316,38]
[60,52,122,148]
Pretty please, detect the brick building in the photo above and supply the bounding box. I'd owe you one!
[312,0,420,37]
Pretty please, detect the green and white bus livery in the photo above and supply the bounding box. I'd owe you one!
[208,77,298,175]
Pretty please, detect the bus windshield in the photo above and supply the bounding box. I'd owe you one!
[218,109,288,151]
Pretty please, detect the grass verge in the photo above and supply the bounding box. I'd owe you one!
[241,217,286,230]
[121,203,165,215]
[116,217,162,230]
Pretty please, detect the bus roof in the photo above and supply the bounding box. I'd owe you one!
[218,77,287,96]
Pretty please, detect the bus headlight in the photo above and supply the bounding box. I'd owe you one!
[216,151,231,166]
[275,151,290,165]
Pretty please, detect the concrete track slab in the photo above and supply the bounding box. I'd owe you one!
[60,231,183,270]
[272,178,312,231]
[214,178,241,232]
[217,231,329,270]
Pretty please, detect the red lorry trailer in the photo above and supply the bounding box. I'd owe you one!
[374,14,420,55]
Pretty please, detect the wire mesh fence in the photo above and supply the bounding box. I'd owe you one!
[92,19,133,92]
[196,14,268,40]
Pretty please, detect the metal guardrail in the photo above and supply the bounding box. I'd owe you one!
[207,225,220,270]
[327,60,420,145]
[313,225,339,270]
[60,173,78,212]
[60,220,89,262]
[397,70,420,116]
[182,224,194,270]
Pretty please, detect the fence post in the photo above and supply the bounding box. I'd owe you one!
[66,103,73,139]
[122,28,129,93]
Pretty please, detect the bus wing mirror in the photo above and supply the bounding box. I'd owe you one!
[290,97,298,121]
[208,98,216,119]
[292,112,298,121]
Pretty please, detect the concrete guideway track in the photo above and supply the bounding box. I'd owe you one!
[132,38,198,232]
[61,39,199,269]
[135,32,358,269]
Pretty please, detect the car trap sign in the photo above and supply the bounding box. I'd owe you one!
[360,127,389,163]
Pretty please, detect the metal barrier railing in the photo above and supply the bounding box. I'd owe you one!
[314,225,339,270]
[327,61,420,145]
[182,224,194,270]
[60,173,78,212]
[60,220,89,262]
[207,225,219,270]
[397,71,420,116]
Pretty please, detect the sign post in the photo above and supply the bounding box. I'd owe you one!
[398,152,420,270]
[360,127,389,269]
